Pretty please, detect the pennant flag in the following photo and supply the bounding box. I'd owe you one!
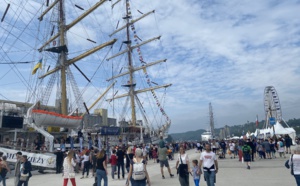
[256,115,259,127]
[32,58,43,75]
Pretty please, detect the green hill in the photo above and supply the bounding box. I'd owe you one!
[170,129,206,141]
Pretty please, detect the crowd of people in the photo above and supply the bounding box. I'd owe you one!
[0,132,298,186]
[0,151,32,186]
[32,132,298,186]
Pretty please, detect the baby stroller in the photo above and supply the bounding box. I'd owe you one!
[218,150,225,159]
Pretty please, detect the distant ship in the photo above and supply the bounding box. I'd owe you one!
[201,131,213,141]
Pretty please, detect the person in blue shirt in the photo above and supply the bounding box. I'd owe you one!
[192,159,201,186]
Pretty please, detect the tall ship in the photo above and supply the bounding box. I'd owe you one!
[104,0,172,144]
[0,0,172,149]
[201,102,215,141]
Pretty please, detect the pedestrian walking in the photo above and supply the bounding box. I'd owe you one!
[199,144,218,186]
[192,160,201,186]
[288,145,300,185]
[157,141,174,179]
[242,140,252,169]
[62,150,76,186]
[0,156,11,186]
[176,146,190,186]
[116,146,125,179]
[80,151,90,179]
[17,155,32,186]
[14,152,22,186]
[111,150,117,180]
[96,149,108,186]
[126,148,151,186]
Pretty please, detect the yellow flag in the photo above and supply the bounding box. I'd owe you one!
[32,58,42,75]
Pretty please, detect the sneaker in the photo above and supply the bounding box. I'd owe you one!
[170,174,174,178]
[80,177,84,179]
[162,175,165,179]
[247,166,250,169]
[86,175,88,178]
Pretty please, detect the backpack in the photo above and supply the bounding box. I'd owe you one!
[132,160,145,180]
[242,145,250,154]
[279,141,284,147]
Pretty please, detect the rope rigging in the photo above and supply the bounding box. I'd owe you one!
[126,0,171,127]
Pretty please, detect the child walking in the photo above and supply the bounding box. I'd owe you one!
[192,159,201,186]
[111,149,117,180]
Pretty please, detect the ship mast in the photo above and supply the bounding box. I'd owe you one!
[106,0,172,139]
[209,102,215,137]
[37,0,117,115]
[125,1,137,126]
[59,0,67,115]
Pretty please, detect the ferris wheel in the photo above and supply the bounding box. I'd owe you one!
[264,86,282,122]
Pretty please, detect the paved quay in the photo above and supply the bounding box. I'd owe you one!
[5,149,296,186]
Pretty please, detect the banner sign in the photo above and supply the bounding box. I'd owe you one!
[100,126,120,135]
[269,117,276,126]
[0,147,56,168]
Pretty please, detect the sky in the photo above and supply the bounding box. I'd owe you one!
[0,0,300,134]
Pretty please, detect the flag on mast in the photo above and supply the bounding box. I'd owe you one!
[256,115,259,127]
[32,57,43,75]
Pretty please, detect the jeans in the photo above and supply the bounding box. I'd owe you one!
[82,161,90,176]
[130,177,146,186]
[96,169,107,186]
[0,176,6,186]
[204,171,215,186]
[117,162,125,179]
[194,179,200,186]
[294,175,300,186]
[3,176,6,186]
[111,165,116,179]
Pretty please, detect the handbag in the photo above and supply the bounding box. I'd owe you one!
[177,154,188,177]
[285,159,290,169]
[20,173,29,181]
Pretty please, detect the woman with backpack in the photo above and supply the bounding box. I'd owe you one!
[278,138,286,158]
[126,148,151,186]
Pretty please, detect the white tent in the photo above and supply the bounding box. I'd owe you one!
[254,121,296,144]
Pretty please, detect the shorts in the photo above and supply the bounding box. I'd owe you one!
[266,150,271,154]
[159,159,169,167]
